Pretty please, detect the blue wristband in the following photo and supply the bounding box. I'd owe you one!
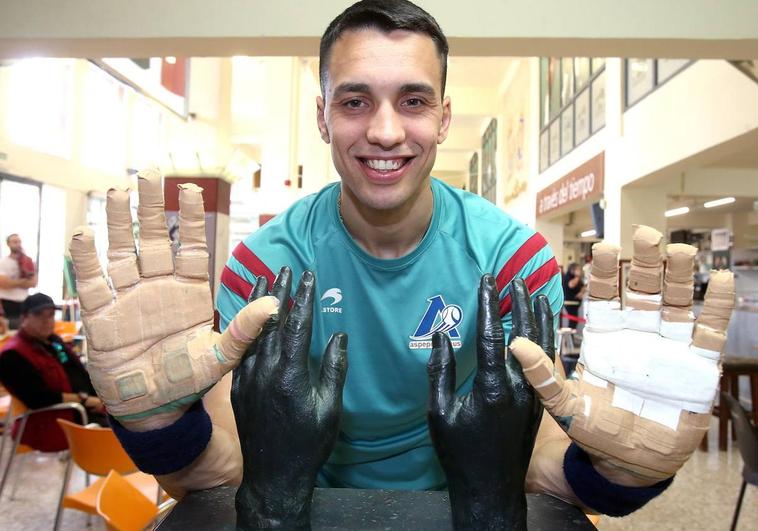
[110,400,212,475]
[563,442,673,517]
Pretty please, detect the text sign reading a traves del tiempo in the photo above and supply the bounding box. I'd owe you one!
[536,152,604,218]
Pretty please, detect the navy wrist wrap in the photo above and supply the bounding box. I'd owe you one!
[109,400,212,475]
[563,442,673,517]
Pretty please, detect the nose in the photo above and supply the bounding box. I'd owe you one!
[366,101,405,148]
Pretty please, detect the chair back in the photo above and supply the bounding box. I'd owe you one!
[97,470,158,531]
[56,419,138,477]
[721,393,758,474]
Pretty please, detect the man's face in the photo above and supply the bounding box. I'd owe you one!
[21,308,55,340]
[7,235,22,254]
[317,29,451,212]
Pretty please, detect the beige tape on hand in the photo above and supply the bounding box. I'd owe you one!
[589,242,620,300]
[510,337,708,482]
[627,225,663,299]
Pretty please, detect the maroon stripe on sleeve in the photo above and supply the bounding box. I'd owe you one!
[231,243,276,285]
[499,257,560,317]
[495,232,548,293]
[220,266,254,300]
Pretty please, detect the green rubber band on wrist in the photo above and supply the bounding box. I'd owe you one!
[113,387,212,423]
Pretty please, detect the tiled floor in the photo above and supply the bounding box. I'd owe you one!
[0,416,755,530]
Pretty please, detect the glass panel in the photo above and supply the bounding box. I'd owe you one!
[575,58,591,90]
[574,88,590,145]
[540,58,549,128]
[561,57,575,106]
[0,180,41,262]
[592,71,606,133]
[549,58,561,120]
[561,105,574,156]
[549,120,560,165]
[657,59,690,83]
[626,58,655,107]
[591,58,606,73]
[540,129,549,172]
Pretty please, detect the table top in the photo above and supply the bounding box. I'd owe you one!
[157,485,596,530]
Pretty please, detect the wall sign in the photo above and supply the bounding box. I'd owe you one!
[536,152,604,218]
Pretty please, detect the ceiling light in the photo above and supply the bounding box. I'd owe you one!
[165,56,177,64]
[665,207,690,217]
[580,229,596,238]
[704,197,735,208]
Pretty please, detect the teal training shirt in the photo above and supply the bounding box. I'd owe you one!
[217,178,563,490]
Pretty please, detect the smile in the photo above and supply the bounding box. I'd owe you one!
[360,158,411,172]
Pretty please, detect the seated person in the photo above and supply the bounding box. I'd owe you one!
[0,293,106,452]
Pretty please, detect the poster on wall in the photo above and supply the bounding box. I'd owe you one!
[481,119,497,204]
[502,60,529,204]
[93,58,190,117]
[468,152,479,194]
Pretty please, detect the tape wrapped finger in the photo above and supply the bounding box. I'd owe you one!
[137,168,174,278]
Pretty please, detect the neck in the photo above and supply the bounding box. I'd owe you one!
[339,182,433,259]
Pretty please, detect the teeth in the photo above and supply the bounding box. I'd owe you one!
[365,159,403,171]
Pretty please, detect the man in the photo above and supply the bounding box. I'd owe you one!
[0,293,105,452]
[0,234,37,328]
[67,0,732,521]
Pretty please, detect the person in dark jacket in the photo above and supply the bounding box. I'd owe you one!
[0,293,105,452]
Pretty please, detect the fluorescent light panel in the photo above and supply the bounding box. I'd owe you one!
[665,206,690,217]
[580,229,596,238]
[704,197,735,208]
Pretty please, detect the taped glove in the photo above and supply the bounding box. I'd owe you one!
[69,168,277,432]
[509,225,735,485]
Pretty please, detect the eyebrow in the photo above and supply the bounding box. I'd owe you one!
[332,82,438,99]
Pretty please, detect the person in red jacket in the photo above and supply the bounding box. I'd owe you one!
[0,293,105,452]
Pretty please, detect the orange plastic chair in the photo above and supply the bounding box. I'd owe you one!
[54,419,165,531]
[54,321,78,344]
[0,396,87,503]
[97,470,159,531]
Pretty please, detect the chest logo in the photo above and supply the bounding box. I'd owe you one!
[409,295,463,349]
[321,288,343,313]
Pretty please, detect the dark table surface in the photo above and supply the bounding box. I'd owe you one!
[157,485,596,530]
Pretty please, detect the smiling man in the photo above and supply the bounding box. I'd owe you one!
[213,0,563,493]
[67,0,697,523]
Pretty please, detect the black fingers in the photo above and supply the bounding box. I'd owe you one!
[508,278,538,345]
[428,332,456,417]
[475,275,508,401]
[248,275,269,303]
[281,270,315,369]
[533,295,555,363]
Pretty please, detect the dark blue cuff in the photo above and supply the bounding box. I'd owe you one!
[563,442,673,517]
[110,400,212,475]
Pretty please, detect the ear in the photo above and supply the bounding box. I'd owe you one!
[316,96,330,144]
[437,96,452,144]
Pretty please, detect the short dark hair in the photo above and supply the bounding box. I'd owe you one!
[6,234,18,244]
[319,0,449,96]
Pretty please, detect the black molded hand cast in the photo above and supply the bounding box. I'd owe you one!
[427,275,555,530]
[231,267,348,530]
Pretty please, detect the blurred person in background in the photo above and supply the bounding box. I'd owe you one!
[0,293,106,452]
[0,234,37,329]
[562,262,586,329]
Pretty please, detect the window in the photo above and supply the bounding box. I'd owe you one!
[625,59,693,108]
[540,58,606,172]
